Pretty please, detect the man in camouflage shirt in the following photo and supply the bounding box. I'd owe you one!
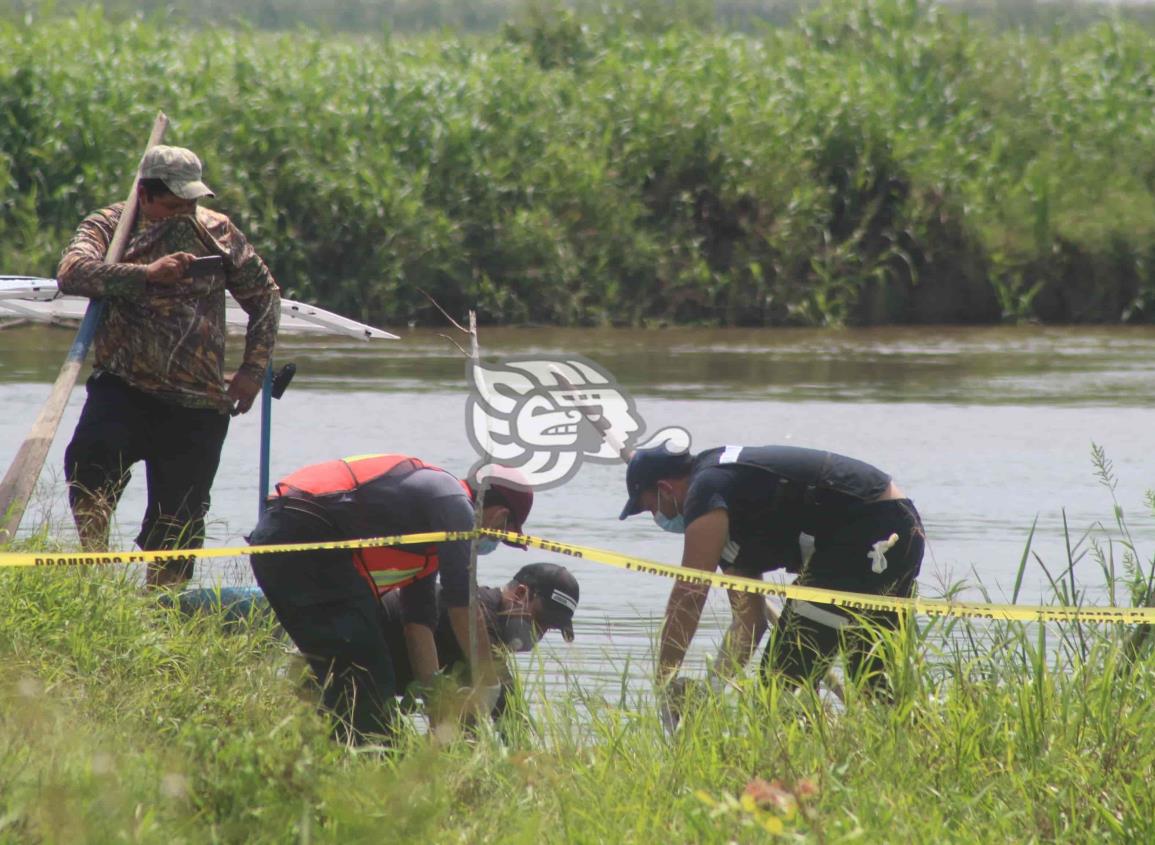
[58,145,280,587]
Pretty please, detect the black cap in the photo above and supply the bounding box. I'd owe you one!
[620,445,693,520]
[513,563,579,642]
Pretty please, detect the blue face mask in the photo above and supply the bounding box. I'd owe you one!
[477,537,500,555]
[653,488,686,534]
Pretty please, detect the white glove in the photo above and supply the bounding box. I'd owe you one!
[465,682,502,715]
[868,533,900,574]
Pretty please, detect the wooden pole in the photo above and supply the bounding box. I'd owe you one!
[0,111,169,544]
[466,311,485,681]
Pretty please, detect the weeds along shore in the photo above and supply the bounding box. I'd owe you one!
[3,489,1155,843]
[3,0,1155,327]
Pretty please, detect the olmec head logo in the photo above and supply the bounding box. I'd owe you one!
[467,356,690,489]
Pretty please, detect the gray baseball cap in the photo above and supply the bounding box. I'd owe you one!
[139,145,215,200]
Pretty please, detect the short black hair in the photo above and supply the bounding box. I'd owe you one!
[482,486,512,512]
[138,178,175,201]
[659,453,695,479]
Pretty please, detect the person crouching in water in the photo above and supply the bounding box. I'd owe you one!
[248,454,532,744]
[619,444,924,699]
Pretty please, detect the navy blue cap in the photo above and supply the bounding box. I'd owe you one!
[619,446,693,520]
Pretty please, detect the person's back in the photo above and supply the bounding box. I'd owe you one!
[682,445,896,572]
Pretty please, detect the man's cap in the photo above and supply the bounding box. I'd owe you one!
[472,465,533,548]
[620,445,693,520]
[139,145,215,200]
[513,562,579,642]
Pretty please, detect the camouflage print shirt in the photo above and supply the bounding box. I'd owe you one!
[57,203,281,411]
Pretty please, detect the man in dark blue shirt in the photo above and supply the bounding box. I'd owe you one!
[619,444,924,695]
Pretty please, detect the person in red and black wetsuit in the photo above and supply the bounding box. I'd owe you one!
[247,454,532,744]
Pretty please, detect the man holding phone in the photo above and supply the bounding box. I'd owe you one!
[58,144,281,587]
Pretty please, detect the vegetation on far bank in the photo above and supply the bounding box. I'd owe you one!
[8,0,1155,36]
[2,0,1155,327]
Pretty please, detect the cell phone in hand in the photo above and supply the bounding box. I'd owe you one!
[187,255,225,278]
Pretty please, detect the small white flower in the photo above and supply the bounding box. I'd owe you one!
[161,773,189,800]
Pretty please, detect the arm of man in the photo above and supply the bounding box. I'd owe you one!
[398,570,440,687]
[57,207,191,297]
[403,622,439,687]
[711,588,770,685]
[425,483,501,695]
[491,661,514,720]
[657,507,729,685]
[221,220,280,414]
[447,607,500,690]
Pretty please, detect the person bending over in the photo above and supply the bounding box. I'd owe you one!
[380,562,579,727]
[619,444,924,697]
[248,454,532,744]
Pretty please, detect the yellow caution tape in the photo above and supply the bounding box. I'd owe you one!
[2,527,1153,624]
[0,532,476,568]
[479,529,1155,625]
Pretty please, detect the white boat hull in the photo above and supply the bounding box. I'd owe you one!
[0,276,399,340]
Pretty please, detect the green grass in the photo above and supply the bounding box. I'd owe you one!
[3,566,1155,842]
[3,1,1155,327]
[3,450,1155,843]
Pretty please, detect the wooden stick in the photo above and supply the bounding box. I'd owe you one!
[0,111,168,544]
[466,311,484,681]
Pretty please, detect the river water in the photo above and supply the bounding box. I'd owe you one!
[3,324,1154,697]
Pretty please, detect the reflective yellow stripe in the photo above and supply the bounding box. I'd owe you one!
[370,567,425,587]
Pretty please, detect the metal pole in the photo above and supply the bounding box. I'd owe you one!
[257,362,273,516]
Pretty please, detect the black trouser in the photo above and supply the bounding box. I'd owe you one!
[64,372,229,578]
[248,501,398,744]
[760,499,925,692]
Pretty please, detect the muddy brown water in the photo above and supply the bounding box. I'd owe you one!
[3,324,1154,695]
